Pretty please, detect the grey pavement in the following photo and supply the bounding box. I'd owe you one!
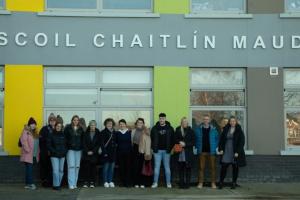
[0,183,300,200]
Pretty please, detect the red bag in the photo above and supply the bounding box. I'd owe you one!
[141,161,153,176]
[173,144,183,153]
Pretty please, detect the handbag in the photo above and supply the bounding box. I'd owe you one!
[173,144,183,153]
[99,133,113,155]
[141,160,153,176]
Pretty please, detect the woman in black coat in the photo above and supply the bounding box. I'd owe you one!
[82,120,101,188]
[100,118,117,188]
[174,117,195,189]
[218,116,246,189]
[47,122,67,190]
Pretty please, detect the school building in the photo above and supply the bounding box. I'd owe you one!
[0,0,300,182]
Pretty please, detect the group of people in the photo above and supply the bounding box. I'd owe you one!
[19,112,246,191]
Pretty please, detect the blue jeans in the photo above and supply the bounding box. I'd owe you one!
[25,162,33,185]
[153,150,171,185]
[102,162,115,183]
[67,150,82,187]
[51,157,65,187]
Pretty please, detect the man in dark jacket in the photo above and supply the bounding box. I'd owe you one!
[39,113,56,187]
[151,113,174,188]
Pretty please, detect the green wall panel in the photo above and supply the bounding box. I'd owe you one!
[153,66,190,128]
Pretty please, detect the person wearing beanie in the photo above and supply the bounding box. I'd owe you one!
[39,113,56,187]
[20,117,40,190]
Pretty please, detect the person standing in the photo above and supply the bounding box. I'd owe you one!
[47,122,67,190]
[82,120,101,188]
[20,117,40,190]
[131,118,152,188]
[100,118,117,188]
[151,113,174,188]
[39,113,56,187]
[79,118,87,132]
[115,119,132,187]
[64,115,84,189]
[174,117,195,189]
[218,116,246,189]
[195,114,219,189]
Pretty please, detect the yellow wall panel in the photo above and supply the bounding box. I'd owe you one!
[4,65,43,155]
[6,0,44,12]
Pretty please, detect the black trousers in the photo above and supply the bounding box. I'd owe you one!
[219,163,239,183]
[178,162,191,188]
[118,152,132,187]
[82,160,97,184]
[132,145,144,186]
[39,153,52,186]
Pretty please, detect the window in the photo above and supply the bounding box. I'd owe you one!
[284,69,300,150]
[0,67,3,148]
[46,0,153,12]
[191,0,246,14]
[44,67,153,129]
[0,0,4,9]
[102,110,151,129]
[285,0,300,12]
[190,68,246,137]
[103,0,152,10]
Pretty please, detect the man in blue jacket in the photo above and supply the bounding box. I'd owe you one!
[194,114,219,189]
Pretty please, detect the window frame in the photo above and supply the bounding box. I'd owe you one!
[45,0,153,13]
[43,107,99,127]
[285,0,300,13]
[100,89,153,108]
[190,0,247,14]
[43,67,153,128]
[100,67,153,89]
[283,69,300,151]
[190,68,246,90]
[100,107,153,130]
[190,67,248,148]
[0,0,5,10]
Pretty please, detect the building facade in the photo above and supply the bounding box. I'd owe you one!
[0,0,300,182]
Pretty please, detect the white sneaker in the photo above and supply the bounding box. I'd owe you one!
[134,185,139,188]
[83,184,88,188]
[25,184,36,190]
[167,184,172,188]
[109,182,115,188]
[151,183,158,188]
[69,186,75,190]
[140,185,145,189]
[24,185,31,189]
[104,182,109,188]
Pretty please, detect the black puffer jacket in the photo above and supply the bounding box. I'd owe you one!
[64,124,84,151]
[82,127,101,163]
[151,121,175,153]
[218,124,246,167]
[39,125,54,156]
[47,130,67,158]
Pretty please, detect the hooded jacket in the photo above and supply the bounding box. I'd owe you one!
[150,121,175,153]
[20,126,40,163]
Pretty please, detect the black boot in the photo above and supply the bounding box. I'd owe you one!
[231,182,237,189]
[218,182,223,189]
